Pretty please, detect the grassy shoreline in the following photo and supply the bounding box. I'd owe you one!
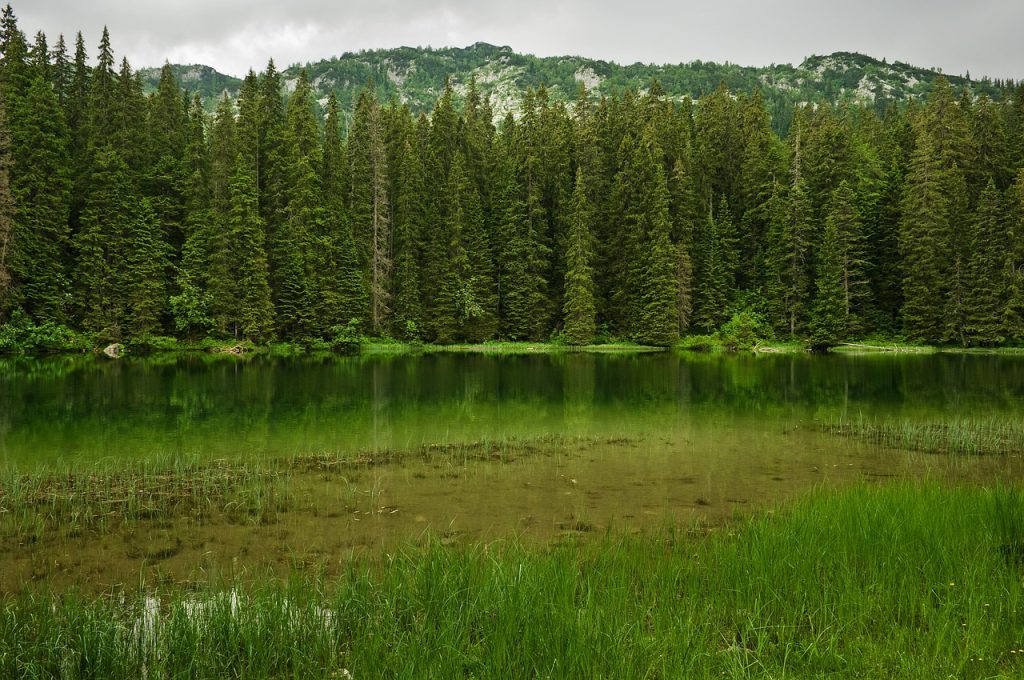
[4,483,1024,678]
[4,334,1024,358]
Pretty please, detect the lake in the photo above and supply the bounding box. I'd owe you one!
[2,351,1023,588]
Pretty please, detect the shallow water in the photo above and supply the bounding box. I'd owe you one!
[2,351,1023,589]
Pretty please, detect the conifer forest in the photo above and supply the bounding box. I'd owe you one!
[10,2,1024,677]
[1,5,1024,353]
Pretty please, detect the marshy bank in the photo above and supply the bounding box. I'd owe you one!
[3,352,1024,677]
[4,484,1024,679]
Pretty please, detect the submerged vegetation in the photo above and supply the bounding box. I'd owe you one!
[5,484,1024,678]
[1,347,1023,677]
[0,436,593,538]
[825,415,1024,456]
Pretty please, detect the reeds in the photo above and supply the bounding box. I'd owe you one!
[4,483,1024,678]
[823,414,1024,455]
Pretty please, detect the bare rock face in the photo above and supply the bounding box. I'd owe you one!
[103,343,124,359]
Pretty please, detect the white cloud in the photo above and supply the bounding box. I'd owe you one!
[13,0,1024,80]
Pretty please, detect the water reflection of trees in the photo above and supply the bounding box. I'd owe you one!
[2,353,1023,464]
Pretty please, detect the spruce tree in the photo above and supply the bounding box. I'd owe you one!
[562,167,596,345]
[49,34,70,108]
[494,136,545,339]
[321,91,366,331]
[123,198,169,337]
[144,63,187,254]
[391,134,425,338]
[762,181,812,338]
[173,95,216,339]
[668,158,698,332]
[112,57,147,173]
[223,157,275,341]
[810,205,848,349]
[0,5,29,100]
[900,127,951,343]
[0,91,14,317]
[964,181,1009,345]
[1006,169,1024,342]
[347,86,391,334]
[85,28,118,157]
[74,146,165,340]
[943,170,970,345]
[275,69,320,338]
[636,200,679,346]
[8,75,72,322]
[694,84,741,207]
[693,203,729,333]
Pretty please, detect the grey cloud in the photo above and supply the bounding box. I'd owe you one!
[16,0,1024,80]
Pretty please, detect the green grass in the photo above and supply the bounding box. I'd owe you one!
[675,335,807,353]
[825,415,1024,456]
[4,483,1024,678]
[360,340,663,354]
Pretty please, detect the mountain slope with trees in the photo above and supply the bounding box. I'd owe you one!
[2,5,1024,352]
[140,44,1015,134]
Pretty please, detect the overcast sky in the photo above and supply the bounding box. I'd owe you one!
[15,1,1024,80]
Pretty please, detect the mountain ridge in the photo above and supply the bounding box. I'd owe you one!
[140,43,1017,127]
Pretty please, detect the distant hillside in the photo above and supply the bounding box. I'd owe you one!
[141,44,1016,130]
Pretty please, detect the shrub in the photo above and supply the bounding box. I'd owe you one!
[717,310,772,352]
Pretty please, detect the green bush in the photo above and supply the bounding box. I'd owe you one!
[327,319,363,355]
[0,311,93,354]
[676,334,719,352]
[717,310,772,351]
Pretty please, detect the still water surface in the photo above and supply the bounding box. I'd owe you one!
[1,352,1022,588]
[3,352,1023,465]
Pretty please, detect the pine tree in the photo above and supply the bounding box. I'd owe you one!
[562,167,596,345]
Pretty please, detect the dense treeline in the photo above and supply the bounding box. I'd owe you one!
[0,7,1023,350]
